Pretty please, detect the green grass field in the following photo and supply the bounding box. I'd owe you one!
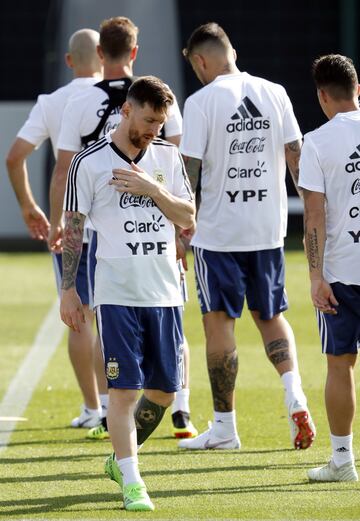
[0,251,359,520]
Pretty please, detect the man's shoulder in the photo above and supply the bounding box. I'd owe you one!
[304,119,334,145]
[71,136,110,169]
[151,137,177,148]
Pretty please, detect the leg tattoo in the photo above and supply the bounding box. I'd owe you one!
[207,347,238,412]
[134,395,166,445]
[265,338,291,367]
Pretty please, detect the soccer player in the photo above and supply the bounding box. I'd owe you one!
[299,54,359,482]
[60,76,195,511]
[52,16,196,440]
[178,23,316,451]
[6,28,103,428]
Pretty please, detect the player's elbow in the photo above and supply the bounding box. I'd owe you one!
[6,147,24,171]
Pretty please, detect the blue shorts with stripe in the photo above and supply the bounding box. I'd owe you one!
[193,246,288,320]
[52,230,97,307]
[316,282,360,355]
[96,305,184,392]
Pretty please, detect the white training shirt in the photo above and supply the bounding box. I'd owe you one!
[299,110,360,285]
[180,72,302,251]
[64,132,193,307]
[17,78,99,158]
[58,79,182,153]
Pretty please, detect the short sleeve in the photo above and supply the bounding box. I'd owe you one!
[164,96,182,137]
[17,97,49,148]
[63,154,93,215]
[299,134,325,193]
[282,90,302,144]
[57,97,83,152]
[179,97,207,160]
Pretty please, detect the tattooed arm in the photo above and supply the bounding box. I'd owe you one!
[285,139,303,199]
[303,189,338,314]
[60,211,86,331]
[182,156,201,197]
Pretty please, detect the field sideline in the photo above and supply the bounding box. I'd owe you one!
[0,250,359,520]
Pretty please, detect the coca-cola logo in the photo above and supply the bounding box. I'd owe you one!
[229,137,266,155]
[351,178,360,195]
[119,193,156,209]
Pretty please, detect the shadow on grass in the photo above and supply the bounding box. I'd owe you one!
[0,481,357,517]
[0,460,329,485]
[2,437,111,448]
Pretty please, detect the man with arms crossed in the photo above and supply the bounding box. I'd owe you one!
[178,23,315,451]
[299,54,359,482]
[53,16,197,440]
[60,77,195,511]
[6,29,103,428]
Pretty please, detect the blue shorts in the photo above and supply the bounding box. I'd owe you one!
[96,305,184,392]
[316,282,360,356]
[193,247,288,320]
[53,230,97,307]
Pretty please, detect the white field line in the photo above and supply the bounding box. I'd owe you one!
[0,300,65,453]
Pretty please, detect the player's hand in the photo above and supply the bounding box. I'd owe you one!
[60,287,86,332]
[176,235,188,271]
[110,162,159,197]
[310,278,338,314]
[22,205,50,241]
[181,223,196,241]
[47,225,63,253]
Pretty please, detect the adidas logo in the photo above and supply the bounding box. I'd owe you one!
[226,96,270,133]
[336,447,349,452]
[345,144,360,172]
[349,144,360,159]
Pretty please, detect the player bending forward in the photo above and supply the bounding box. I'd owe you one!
[60,76,195,512]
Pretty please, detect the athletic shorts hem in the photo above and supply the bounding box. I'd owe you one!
[247,302,289,320]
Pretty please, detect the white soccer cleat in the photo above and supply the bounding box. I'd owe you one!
[71,405,101,428]
[178,422,241,450]
[288,400,316,450]
[308,460,358,482]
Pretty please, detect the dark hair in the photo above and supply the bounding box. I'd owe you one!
[99,17,138,60]
[312,54,358,100]
[183,22,231,59]
[127,76,174,112]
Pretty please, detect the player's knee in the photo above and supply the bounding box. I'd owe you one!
[144,389,175,408]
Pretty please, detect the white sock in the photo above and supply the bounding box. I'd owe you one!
[117,456,144,486]
[99,394,109,417]
[281,371,306,408]
[172,388,190,414]
[331,433,354,467]
[85,406,101,417]
[212,410,237,438]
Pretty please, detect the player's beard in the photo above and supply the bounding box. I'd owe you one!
[128,127,154,149]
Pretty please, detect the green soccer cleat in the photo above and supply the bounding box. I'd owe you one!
[123,483,155,511]
[104,453,123,491]
[87,423,110,440]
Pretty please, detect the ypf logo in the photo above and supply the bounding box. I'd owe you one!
[345,145,360,173]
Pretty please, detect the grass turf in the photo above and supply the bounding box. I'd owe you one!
[0,251,359,520]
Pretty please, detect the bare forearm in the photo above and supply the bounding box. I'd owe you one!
[182,156,201,194]
[49,167,67,227]
[304,208,326,280]
[8,161,36,209]
[151,187,195,229]
[61,212,85,289]
[285,139,303,199]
